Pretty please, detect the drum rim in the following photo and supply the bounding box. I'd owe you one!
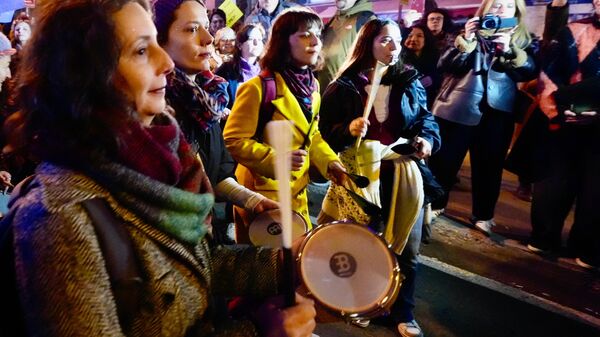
[296,221,402,320]
[248,209,308,247]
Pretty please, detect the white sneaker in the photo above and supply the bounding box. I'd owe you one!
[474,219,495,236]
[431,208,444,219]
[351,318,370,328]
[397,320,423,337]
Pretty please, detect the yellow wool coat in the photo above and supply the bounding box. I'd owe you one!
[223,72,339,241]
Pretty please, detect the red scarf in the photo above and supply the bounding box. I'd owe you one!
[117,114,209,194]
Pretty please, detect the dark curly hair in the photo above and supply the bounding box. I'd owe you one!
[403,24,439,64]
[17,0,149,168]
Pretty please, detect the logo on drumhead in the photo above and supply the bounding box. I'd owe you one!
[267,222,282,235]
[330,252,357,278]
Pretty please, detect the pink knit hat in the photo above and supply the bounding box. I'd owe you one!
[0,32,16,56]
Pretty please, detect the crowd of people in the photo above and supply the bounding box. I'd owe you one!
[0,0,598,336]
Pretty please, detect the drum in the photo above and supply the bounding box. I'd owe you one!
[249,209,308,248]
[297,221,401,320]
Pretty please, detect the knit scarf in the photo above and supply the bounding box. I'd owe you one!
[92,161,214,245]
[105,113,214,244]
[116,113,204,192]
[281,66,318,122]
[167,67,224,131]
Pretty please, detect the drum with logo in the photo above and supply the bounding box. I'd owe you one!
[297,221,401,320]
[248,209,308,248]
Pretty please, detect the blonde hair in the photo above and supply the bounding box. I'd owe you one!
[475,0,531,49]
[214,27,236,45]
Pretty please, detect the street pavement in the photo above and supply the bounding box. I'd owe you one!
[305,157,600,336]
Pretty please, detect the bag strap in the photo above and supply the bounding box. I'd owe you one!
[82,198,142,330]
[253,70,277,142]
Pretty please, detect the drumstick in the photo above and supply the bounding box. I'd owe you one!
[355,60,388,150]
[265,120,296,307]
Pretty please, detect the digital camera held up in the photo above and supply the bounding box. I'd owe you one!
[478,14,518,31]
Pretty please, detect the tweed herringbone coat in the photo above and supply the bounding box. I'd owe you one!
[11,163,280,337]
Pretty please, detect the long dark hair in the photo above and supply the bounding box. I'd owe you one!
[336,19,403,80]
[227,24,264,78]
[17,0,149,168]
[403,24,439,67]
[260,7,323,72]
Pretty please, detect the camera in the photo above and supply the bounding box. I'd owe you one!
[478,14,518,31]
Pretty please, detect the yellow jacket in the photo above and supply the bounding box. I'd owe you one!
[223,72,339,237]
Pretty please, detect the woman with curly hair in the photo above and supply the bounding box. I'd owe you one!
[6,0,315,335]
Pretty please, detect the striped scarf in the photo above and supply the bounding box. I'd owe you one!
[281,66,318,122]
[103,113,214,244]
[167,68,228,131]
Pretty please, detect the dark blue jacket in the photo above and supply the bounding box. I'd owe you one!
[319,68,441,154]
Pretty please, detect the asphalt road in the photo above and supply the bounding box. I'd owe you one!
[313,263,600,337]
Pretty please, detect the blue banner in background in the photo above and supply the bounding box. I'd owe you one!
[0,11,15,23]
[0,0,24,14]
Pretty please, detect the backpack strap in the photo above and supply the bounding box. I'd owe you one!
[253,70,277,142]
[82,198,142,330]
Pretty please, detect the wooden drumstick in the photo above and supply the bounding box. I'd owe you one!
[355,60,388,150]
[265,120,295,307]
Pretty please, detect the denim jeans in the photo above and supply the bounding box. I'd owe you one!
[390,208,423,323]
[380,172,424,323]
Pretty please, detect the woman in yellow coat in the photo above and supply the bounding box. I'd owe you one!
[223,7,346,243]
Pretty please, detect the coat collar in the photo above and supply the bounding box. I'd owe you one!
[270,72,320,135]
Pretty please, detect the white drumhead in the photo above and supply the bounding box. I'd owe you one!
[299,223,395,314]
[249,210,308,248]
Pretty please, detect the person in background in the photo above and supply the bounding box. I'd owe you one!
[216,23,266,109]
[318,19,440,336]
[529,0,599,270]
[403,23,441,109]
[422,7,455,53]
[7,13,32,79]
[0,32,15,113]
[245,0,295,34]
[214,26,236,64]
[318,0,376,89]
[10,21,31,52]
[510,0,569,203]
[0,31,16,190]
[428,0,537,235]
[154,0,278,244]
[8,0,316,335]
[209,8,227,36]
[224,7,347,244]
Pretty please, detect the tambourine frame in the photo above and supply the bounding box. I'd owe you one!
[249,209,308,247]
[296,221,402,321]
